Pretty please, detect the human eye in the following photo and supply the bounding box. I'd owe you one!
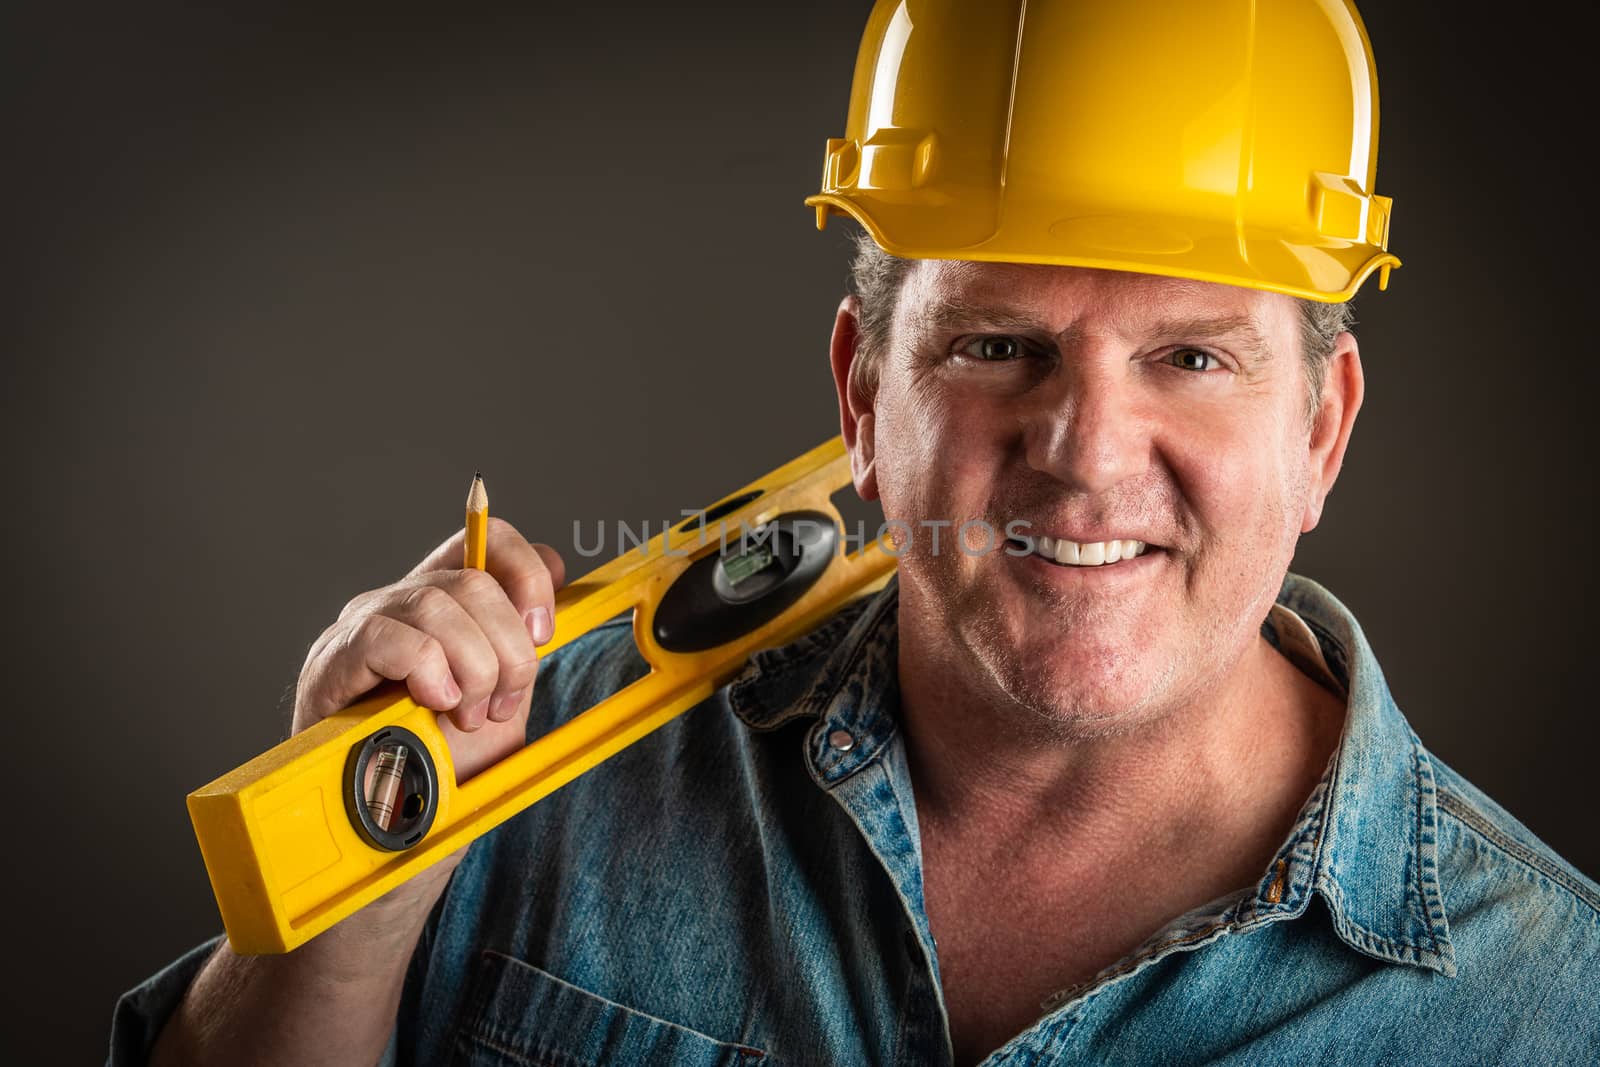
[1165,347,1224,373]
[958,335,1032,362]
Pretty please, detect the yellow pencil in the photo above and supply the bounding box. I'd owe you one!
[465,472,488,571]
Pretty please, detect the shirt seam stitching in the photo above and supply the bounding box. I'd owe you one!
[1310,728,1452,969]
[474,950,774,1054]
[1310,718,1433,966]
[1410,739,1446,956]
[1435,789,1600,918]
[1294,621,1451,967]
[1042,904,1249,1015]
[459,1031,586,1067]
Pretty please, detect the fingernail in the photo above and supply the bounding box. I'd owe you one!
[443,676,462,704]
[466,697,490,729]
[527,606,553,645]
[488,689,523,722]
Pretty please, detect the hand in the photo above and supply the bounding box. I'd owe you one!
[294,517,567,784]
[287,518,567,926]
[150,522,568,1066]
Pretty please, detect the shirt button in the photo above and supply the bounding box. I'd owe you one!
[827,728,855,752]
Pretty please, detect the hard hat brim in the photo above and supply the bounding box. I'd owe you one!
[808,193,1399,304]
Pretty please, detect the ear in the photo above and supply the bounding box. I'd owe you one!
[1301,331,1364,533]
[829,294,879,501]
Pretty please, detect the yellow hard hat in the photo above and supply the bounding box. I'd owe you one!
[807,0,1398,303]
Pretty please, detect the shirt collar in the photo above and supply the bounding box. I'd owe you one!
[727,569,1456,976]
[728,573,903,787]
[1259,571,1456,975]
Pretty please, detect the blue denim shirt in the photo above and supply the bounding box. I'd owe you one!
[112,571,1600,1065]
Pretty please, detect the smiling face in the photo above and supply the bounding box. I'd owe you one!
[831,260,1362,738]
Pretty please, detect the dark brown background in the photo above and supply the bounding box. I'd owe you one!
[4,2,1595,1063]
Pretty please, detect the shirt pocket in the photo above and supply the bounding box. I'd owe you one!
[451,949,769,1067]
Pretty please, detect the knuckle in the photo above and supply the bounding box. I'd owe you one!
[453,567,502,602]
[345,613,385,650]
[487,516,522,539]
[337,588,376,621]
[339,615,394,669]
[509,554,553,604]
[417,633,449,671]
[400,583,455,618]
[454,640,501,695]
[500,653,540,691]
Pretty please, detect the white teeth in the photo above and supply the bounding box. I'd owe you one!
[1031,536,1150,568]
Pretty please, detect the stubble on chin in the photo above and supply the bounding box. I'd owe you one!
[938,573,1190,744]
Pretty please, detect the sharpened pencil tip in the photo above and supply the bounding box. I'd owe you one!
[466,471,488,512]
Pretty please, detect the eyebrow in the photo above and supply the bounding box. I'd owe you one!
[907,300,1275,366]
[906,298,1056,339]
[1140,313,1274,366]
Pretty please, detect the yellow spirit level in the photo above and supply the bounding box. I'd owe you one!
[188,437,895,953]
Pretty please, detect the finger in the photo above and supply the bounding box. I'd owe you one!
[381,578,520,732]
[409,518,568,648]
[423,567,542,725]
[296,614,460,728]
[509,540,566,649]
[530,542,567,598]
[434,683,535,783]
[482,521,563,649]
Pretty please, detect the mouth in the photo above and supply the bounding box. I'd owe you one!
[1007,534,1163,569]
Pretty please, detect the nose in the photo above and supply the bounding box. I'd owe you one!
[1021,360,1148,494]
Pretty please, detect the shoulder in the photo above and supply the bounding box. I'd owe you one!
[1429,751,1600,920]
[1279,572,1600,1001]
[538,613,644,681]
[1423,749,1600,1031]
[525,614,650,733]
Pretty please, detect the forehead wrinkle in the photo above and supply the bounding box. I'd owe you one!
[907,296,1057,340]
[897,259,1060,342]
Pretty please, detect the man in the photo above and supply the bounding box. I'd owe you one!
[114,2,1599,1064]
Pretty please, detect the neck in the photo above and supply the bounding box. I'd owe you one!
[896,596,1343,868]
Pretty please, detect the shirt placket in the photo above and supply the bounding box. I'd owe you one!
[810,715,955,1067]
